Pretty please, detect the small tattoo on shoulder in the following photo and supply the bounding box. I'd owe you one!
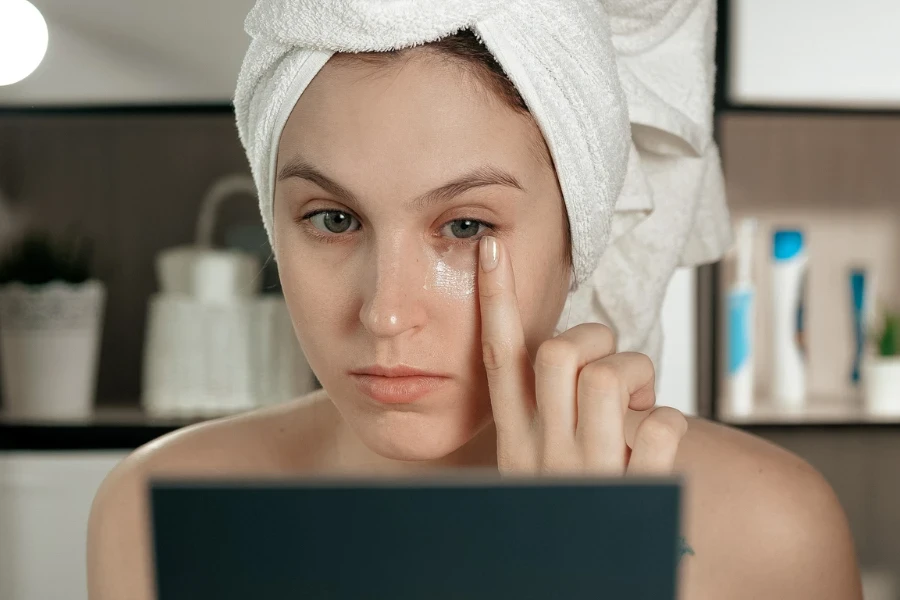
[678,536,695,559]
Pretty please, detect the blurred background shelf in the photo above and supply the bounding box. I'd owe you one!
[719,105,900,117]
[718,395,900,428]
[6,394,900,454]
[0,407,208,450]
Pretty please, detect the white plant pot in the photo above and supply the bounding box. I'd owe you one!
[862,357,900,416]
[0,280,106,420]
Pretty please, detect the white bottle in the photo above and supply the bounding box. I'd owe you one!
[771,229,808,408]
[726,219,757,416]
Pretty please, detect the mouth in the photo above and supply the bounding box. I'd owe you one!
[350,365,451,404]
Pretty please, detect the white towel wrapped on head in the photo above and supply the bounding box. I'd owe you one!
[234,0,732,371]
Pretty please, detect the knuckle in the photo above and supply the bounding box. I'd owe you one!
[535,338,578,371]
[637,408,687,447]
[629,352,658,401]
[581,322,617,349]
[579,361,621,393]
[628,351,655,374]
[478,281,505,302]
[631,385,657,408]
[482,339,512,372]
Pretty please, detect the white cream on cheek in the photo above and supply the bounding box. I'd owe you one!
[422,245,476,300]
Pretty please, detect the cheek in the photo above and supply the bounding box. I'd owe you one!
[510,243,570,354]
[423,243,478,301]
[273,242,352,358]
[424,243,483,371]
[272,202,350,323]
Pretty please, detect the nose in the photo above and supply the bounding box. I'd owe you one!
[359,238,427,338]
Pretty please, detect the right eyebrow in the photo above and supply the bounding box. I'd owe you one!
[277,159,358,206]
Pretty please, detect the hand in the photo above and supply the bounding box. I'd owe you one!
[477,236,687,475]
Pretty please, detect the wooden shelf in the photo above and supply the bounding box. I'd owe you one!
[0,407,213,451]
[717,105,900,117]
[717,395,900,427]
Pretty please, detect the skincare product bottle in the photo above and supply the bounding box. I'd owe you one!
[726,218,757,416]
[849,267,868,386]
[771,228,808,408]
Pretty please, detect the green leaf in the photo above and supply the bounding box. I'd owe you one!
[879,313,900,357]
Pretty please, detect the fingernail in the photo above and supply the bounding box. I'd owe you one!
[480,236,499,272]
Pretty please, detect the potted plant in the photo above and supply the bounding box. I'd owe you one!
[863,311,900,416]
[0,231,105,420]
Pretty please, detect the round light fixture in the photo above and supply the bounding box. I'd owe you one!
[0,0,49,86]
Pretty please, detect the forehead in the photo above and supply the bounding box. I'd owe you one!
[276,52,550,182]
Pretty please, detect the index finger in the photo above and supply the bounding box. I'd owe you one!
[478,236,534,441]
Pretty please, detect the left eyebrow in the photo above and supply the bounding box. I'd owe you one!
[407,164,526,211]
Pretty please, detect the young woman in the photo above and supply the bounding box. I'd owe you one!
[87,29,862,600]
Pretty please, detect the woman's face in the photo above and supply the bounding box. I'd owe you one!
[273,51,571,461]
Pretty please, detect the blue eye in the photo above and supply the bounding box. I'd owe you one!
[307,210,360,234]
[442,219,490,240]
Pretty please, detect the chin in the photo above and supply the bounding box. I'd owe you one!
[350,407,487,463]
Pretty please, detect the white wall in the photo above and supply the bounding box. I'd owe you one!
[0,0,255,105]
[656,267,698,416]
[729,0,900,108]
[0,452,127,600]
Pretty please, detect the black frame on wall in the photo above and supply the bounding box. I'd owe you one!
[715,0,900,117]
[0,103,235,116]
[698,0,731,422]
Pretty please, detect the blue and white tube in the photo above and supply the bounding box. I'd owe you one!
[771,229,808,408]
[726,219,757,416]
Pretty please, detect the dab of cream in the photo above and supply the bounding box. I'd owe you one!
[423,249,475,299]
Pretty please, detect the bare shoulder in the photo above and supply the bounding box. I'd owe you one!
[675,417,863,599]
[86,390,336,600]
[103,388,336,484]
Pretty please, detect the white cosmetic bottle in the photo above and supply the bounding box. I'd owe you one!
[725,219,757,416]
[771,229,808,408]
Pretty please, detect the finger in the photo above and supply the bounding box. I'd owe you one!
[478,236,534,448]
[533,324,615,469]
[626,407,688,476]
[576,352,655,473]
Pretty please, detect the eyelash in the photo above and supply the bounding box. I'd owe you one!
[297,209,496,245]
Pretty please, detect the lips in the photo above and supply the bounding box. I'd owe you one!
[350,365,450,404]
